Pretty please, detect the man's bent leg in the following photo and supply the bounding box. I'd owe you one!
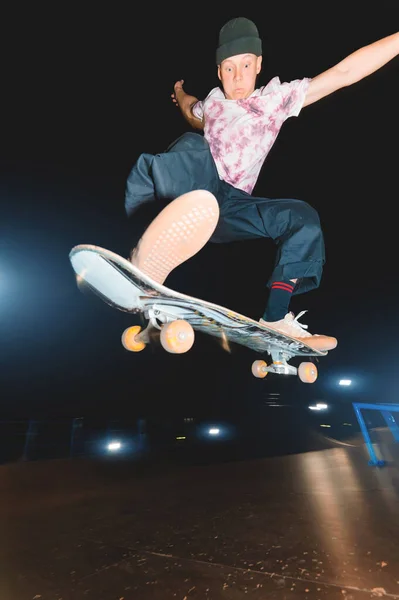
[210,190,336,351]
[212,193,325,294]
[125,133,219,218]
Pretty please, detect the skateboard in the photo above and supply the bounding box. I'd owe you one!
[69,243,327,384]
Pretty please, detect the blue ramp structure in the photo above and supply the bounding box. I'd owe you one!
[352,402,399,466]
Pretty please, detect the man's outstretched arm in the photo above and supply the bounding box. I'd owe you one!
[171,80,204,130]
[304,31,399,107]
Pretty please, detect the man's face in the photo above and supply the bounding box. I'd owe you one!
[218,53,262,100]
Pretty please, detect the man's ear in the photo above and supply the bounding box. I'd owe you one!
[256,55,262,74]
[217,65,221,81]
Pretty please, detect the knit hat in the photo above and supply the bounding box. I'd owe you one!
[216,17,262,65]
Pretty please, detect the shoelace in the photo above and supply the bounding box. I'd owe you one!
[290,310,309,332]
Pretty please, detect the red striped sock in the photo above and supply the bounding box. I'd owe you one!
[262,280,295,322]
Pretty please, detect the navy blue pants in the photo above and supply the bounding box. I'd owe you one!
[125,133,325,295]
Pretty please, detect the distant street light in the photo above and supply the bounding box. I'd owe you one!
[208,428,220,435]
[107,441,122,451]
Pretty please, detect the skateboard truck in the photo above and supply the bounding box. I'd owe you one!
[122,305,196,355]
[252,350,318,383]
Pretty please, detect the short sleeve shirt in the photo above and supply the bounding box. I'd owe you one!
[192,76,311,193]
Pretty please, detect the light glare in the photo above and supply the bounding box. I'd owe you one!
[209,428,220,435]
[309,403,328,411]
[107,441,121,451]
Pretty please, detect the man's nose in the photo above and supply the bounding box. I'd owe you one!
[234,70,242,81]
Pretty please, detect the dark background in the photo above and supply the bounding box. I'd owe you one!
[1,6,398,424]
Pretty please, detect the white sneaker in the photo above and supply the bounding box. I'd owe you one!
[260,311,337,352]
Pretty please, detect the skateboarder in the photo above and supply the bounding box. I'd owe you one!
[125,17,399,351]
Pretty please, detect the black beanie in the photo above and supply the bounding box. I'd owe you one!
[216,17,262,65]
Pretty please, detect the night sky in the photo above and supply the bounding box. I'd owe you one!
[1,6,398,420]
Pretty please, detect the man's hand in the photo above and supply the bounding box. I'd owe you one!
[171,79,185,107]
[171,79,204,130]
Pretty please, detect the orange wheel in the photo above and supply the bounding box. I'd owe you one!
[121,325,146,352]
[251,359,268,378]
[160,320,195,354]
[298,362,318,383]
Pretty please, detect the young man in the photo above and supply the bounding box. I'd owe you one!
[125,17,398,352]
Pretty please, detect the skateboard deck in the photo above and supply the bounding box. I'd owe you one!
[69,244,327,383]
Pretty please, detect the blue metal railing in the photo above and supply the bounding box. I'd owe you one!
[352,402,399,466]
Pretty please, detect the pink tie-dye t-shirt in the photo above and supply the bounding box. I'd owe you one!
[192,76,311,194]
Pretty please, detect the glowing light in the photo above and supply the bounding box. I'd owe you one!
[309,403,328,411]
[208,428,220,435]
[339,379,352,386]
[107,441,121,451]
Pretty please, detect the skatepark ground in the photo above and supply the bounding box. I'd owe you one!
[2,424,399,599]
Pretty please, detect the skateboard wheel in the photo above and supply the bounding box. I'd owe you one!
[298,361,318,383]
[251,360,268,378]
[121,325,146,352]
[160,320,195,354]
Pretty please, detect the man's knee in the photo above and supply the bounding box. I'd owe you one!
[124,132,217,218]
[270,199,321,241]
[166,132,209,154]
[300,205,323,254]
[290,201,325,261]
[292,200,321,227]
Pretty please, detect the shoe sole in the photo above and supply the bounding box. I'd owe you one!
[130,190,219,284]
